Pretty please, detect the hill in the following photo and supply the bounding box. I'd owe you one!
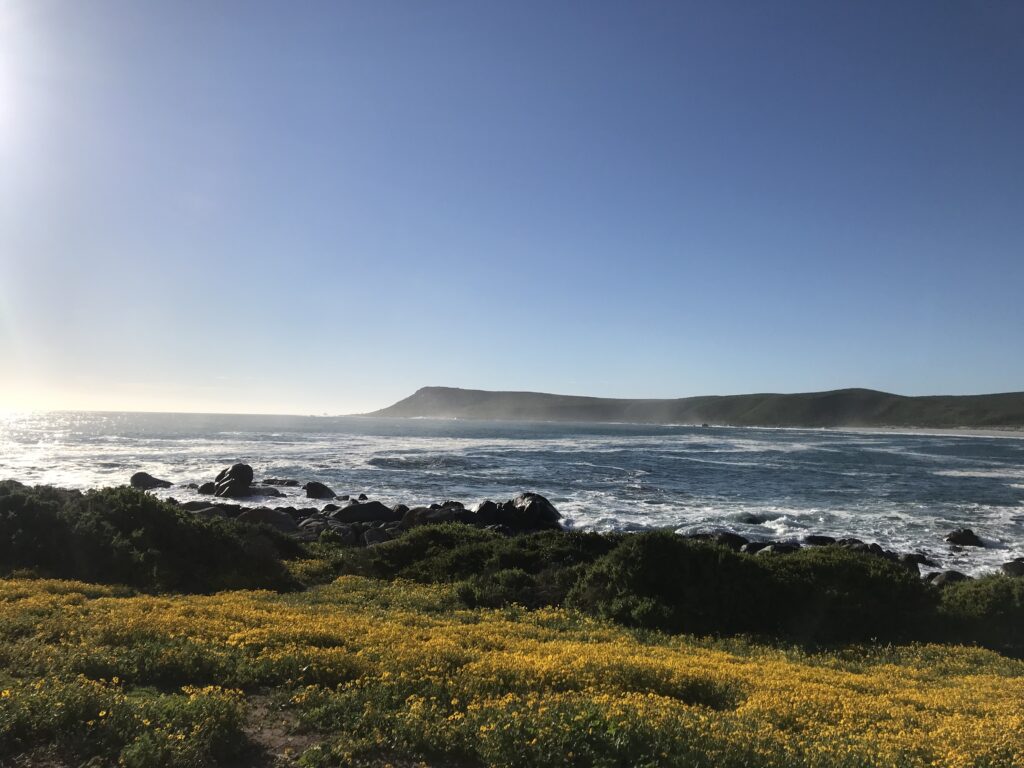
[368,386,1024,428]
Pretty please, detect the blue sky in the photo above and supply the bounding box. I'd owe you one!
[1,1,1022,414]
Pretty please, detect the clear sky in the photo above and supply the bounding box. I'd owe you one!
[1,1,1022,414]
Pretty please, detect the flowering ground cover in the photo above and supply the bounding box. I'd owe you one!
[0,576,1021,767]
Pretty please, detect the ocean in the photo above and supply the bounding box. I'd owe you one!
[1,411,1022,575]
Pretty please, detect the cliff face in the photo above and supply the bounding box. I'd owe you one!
[369,386,1024,428]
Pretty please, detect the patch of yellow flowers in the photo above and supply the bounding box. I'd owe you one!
[0,576,1021,767]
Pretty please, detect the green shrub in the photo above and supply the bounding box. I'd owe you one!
[937,575,1024,655]
[0,481,301,593]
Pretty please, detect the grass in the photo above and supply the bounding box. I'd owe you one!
[1,576,1022,767]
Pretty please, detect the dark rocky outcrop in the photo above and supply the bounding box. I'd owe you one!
[329,500,402,524]
[262,478,300,487]
[927,570,971,587]
[198,482,216,495]
[1001,558,1024,577]
[214,464,255,498]
[945,529,985,547]
[304,481,336,500]
[236,506,298,532]
[130,472,172,490]
[804,535,836,546]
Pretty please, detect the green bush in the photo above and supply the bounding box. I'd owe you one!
[0,481,301,593]
[937,575,1024,655]
[567,532,936,644]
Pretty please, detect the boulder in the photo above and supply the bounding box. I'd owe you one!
[304,481,336,500]
[362,527,392,547]
[504,492,562,530]
[710,531,749,551]
[215,463,254,486]
[236,507,298,532]
[928,570,971,587]
[804,535,837,546]
[248,486,283,498]
[1001,558,1024,577]
[262,478,299,487]
[945,529,985,547]
[329,500,402,524]
[130,472,172,490]
[357,493,368,501]
[191,506,229,519]
[755,543,800,556]
[403,505,476,527]
[198,482,216,495]
[740,542,770,555]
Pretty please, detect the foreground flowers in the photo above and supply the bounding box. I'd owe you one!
[0,576,1021,767]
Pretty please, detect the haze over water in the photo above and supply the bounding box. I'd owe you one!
[2,412,1022,576]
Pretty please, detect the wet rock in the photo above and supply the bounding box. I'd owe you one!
[198,482,216,495]
[711,531,750,551]
[303,481,336,500]
[329,500,402,524]
[804,535,836,546]
[1001,558,1024,577]
[236,506,298,532]
[740,542,770,555]
[945,528,984,547]
[506,492,562,530]
[130,472,172,490]
[363,527,392,546]
[357,493,368,501]
[323,503,340,513]
[249,486,283,498]
[214,464,255,498]
[392,503,410,517]
[403,505,476,527]
[755,543,800,556]
[262,478,299,487]
[927,570,971,587]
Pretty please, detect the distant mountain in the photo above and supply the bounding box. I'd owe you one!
[368,386,1024,428]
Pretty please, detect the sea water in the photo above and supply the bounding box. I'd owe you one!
[1,411,1022,575]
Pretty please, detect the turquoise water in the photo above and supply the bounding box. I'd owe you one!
[2,411,1022,574]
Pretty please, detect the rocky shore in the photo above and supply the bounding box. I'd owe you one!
[131,464,1024,584]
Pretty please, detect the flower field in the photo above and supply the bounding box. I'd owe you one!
[0,575,1021,767]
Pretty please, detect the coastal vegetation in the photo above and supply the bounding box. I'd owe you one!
[370,385,1024,428]
[1,482,1023,766]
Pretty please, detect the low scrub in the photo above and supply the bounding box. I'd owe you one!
[0,481,301,593]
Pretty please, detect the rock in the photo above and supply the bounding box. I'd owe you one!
[186,483,198,489]
[357,493,368,501]
[298,518,328,534]
[835,537,865,548]
[192,506,229,519]
[740,542,770,555]
[710,531,749,551]
[1001,558,1024,577]
[804,535,836,546]
[329,500,402,524]
[130,472,172,490]
[249,486,283,498]
[403,505,476,527]
[362,527,392,546]
[945,528,985,547]
[215,463,254,486]
[215,478,252,498]
[262,478,299,487]
[180,500,217,512]
[505,492,562,530]
[323,503,340,513]
[473,500,500,521]
[303,481,336,500]
[755,543,800,556]
[928,570,971,587]
[198,482,216,495]
[236,507,298,532]
[903,552,938,567]
[392,503,410,517]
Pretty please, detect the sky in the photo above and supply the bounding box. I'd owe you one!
[0,1,1022,414]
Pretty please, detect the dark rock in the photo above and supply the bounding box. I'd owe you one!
[897,554,921,574]
[303,481,336,500]
[236,507,298,532]
[473,500,500,523]
[338,495,350,501]
[505,492,562,530]
[215,478,252,498]
[363,527,392,546]
[945,528,985,547]
[1001,558,1024,577]
[804,535,837,546]
[249,486,283,498]
[903,552,938,567]
[710,531,749,551]
[130,472,172,490]
[329,500,402,524]
[262,478,299,487]
[198,482,216,495]
[186,483,198,489]
[357,493,368,501]
[740,542,770,555]
[191,506,229,519]
[755,543,800,556]
[215,463,254,486]
[835,537,865,548]
[403,505,476,527]
[392,503,410,517]
[180,500,217,512]
[928,570,971,587]
[323,504,340,513]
